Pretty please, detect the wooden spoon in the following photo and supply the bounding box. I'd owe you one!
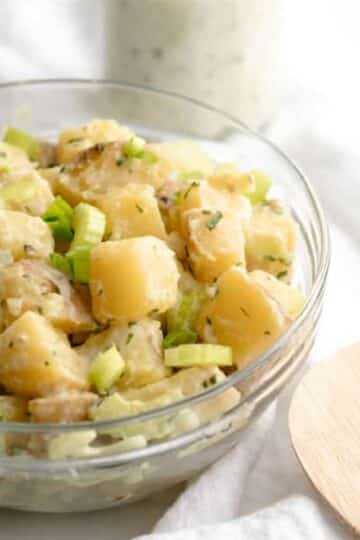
[289,342,360,535]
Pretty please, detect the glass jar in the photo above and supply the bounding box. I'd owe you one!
[105,0,281,130]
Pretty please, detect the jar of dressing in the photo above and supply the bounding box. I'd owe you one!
[105,0,281,130]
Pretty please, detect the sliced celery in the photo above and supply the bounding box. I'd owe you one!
[245,170,272,205]
[164,344,232,368]
[0,178,36,203]
[123,136,158,163]
[67,248,90,284]
[69,203,106,252]
[49,252,72,278]
[167,290,206,333]
[163,329,198,349]
[42,196,74,241]
[3,127,40,161]
[89,345,125,393]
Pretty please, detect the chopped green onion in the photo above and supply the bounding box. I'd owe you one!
[89,345,125,393]
[49,253,72,278]
[245,170,272,205]
[164,344,233,368]
[163,329,198,349]
[3,127,40,161]
[42,196,74,241]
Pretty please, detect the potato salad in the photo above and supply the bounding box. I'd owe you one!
[0,119,304,457]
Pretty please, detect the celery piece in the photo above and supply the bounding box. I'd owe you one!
[163,329,198,349]
[42,196,74,241]
[49,252,72,278]
[67,248,90,284]
[0,178,36,203]
[164,344,232,368]
[123,136,158,163]
[245,170,272,205]
[167,290,206,333]
[70,203,106,252]
[89,345,125,393]
[3,127,40,161]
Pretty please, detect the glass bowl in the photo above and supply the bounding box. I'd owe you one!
[0,80,329,512]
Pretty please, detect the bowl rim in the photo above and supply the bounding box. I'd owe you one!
[0,78,330,453]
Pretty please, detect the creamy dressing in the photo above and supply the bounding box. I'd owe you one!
[105,0,280,129]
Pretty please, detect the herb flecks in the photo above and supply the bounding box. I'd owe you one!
[206,211,223,231]
[116,157,124,167]
[276,271,288,279]
[126,332,134,345]
[264,330,271,336]
[135,203,144,213]
[184,181,200,200]
[240,306,250,318]
[206,316,212,325]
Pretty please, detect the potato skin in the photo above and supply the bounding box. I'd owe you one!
[197,266,287,368]
[184,209,246,283]
[0,209,54,261]
[90,237,179,324]
[0,312,88,398]
[98,183,167,241]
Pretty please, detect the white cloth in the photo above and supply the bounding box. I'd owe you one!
[0,2,359,538]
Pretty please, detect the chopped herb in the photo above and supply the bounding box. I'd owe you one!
[135,203,144,213]
[147,308,159,316]
[128,321,136,327]
[0,152,7,158]
[202,209,211,215]
[160,196,169,204]
[209,375,217,385]
[67,137,83,144]
[116,157,123,167]
[206,211,223,231]
[264,255,290,265]
[59,164,66,173]
[240,306,250,318]
[206,316,212,325]
[264,255,276,262]
[235,261,244,267]
[44,361,50,366]
[264,330,271,336]
[23,244,36,255]
[203,375,217,389]
[37,306,43,314]
[98,287,104,296]
[276,271,288,279]
[184,181,200,200]
[8,341,13,348]
[126,332,134,345]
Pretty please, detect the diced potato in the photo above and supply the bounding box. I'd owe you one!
[90,237,179,324]
[0,169,54,216]
[57,119,133,163]
[208,163,255,194]
[98,183,167,241]
[0,312,88,398]
[29,392,98,423]
[197,266,287,368]
[245,201,297,282]
[0,209,54,260]
[123,365,225,401]
[251,270,305,319]
[184,209,246,282]
[148,140,213,176]
[0,260,95,333]
[77,319,168,389]
[0,396,28,422]
[178,180,252,236]
[55,142,174,205]
[0,141,34,174]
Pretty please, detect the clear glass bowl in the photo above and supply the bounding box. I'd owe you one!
[0,80,329,512]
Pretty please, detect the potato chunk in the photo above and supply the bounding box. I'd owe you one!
[77,319,168,389]
[0,260,95,333]
[197,266,287,368]
[29,392,98,423]
[0,169,54,216]
[245,201,297,282]
[57,119,133,163]
[0,209,54,260]
[0,312,87,398]
[251,270,305,319]
[208,163,255,194]
[55,142,174,205]
[90,237,179,324]
[148,140,213,176]
[178,180,252,236]
[0,141,34,174]
[0,396,28,422]
[184,209,246,282]
[98,183,167,241]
